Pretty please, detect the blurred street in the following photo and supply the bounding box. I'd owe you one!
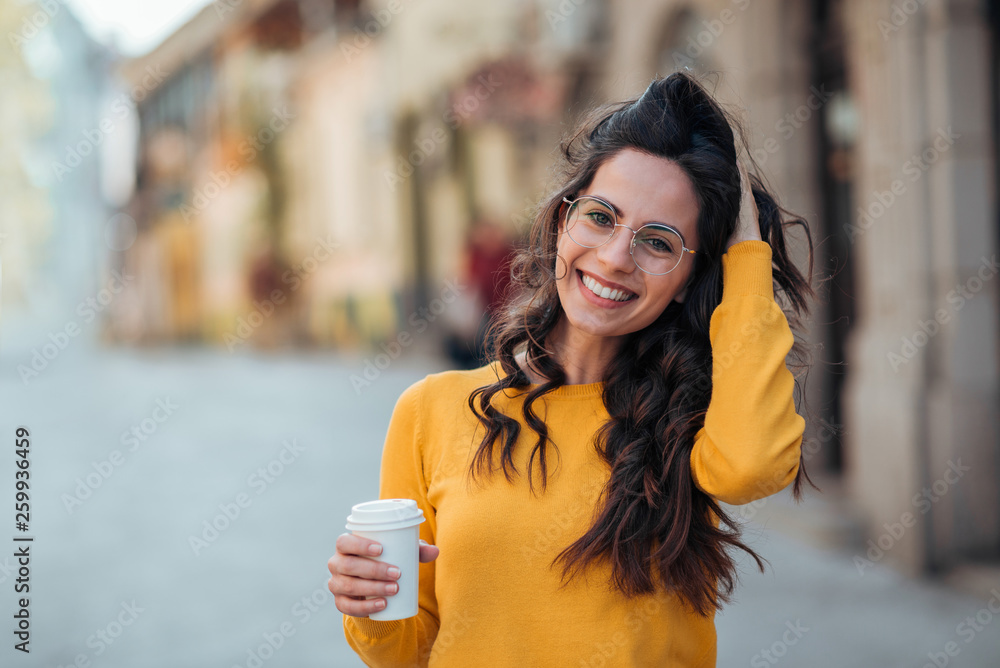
[2,344,998,667]
[3,0,999,665]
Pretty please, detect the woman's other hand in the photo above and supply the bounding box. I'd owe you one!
[329,534,440,619]
[726,159,762,250]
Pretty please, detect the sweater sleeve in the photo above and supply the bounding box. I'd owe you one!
[343,379,441,667]
[689,240,805,506]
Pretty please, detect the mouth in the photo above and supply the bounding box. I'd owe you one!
[577,270,638,304]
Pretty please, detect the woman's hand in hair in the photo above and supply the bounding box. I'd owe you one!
[726,160,762,250]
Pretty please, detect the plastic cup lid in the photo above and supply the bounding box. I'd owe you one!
[346,498,426,531]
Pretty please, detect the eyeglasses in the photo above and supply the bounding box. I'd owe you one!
[561,196,698,275]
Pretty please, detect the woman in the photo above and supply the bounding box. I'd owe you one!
[329,71,814,667]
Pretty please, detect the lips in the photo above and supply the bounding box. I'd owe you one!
[578,270,637,303]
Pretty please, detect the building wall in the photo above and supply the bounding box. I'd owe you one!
[2,4,108,342]
[843,0,999,572]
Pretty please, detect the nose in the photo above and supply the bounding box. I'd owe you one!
[595,225,637,274]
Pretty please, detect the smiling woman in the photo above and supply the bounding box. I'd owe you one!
[547,150,703,381]
[331,70,816,667]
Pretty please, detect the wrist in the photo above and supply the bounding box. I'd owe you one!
[721,241,774,300]
[725,231,762,251]
[349,616,404,639]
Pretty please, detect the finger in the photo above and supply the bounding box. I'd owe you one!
[334,591,388,618]
[418,542,440,563]
[736,163,757,216]
[737,162,751,198]
[330,571,400,599]
[336,532,384,557]
[337,553,402,582]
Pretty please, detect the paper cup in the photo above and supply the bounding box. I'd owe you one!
[346,498,425,621]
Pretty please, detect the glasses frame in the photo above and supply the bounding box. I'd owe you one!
[561,196,698,276]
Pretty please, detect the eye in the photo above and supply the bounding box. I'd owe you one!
[645,237,673,253]
[635,226,681,255]
[585,210,614,227]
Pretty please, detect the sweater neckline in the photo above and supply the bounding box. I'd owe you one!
[486,361,605,398]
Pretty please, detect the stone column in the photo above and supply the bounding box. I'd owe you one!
[843,0,999,574]
[920,0,999,567]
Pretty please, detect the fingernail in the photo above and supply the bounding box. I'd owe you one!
[369,544,382,556]
[375,600,386,610]
[387,567,401,579]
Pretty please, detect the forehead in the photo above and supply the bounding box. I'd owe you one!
[585,149,700,246]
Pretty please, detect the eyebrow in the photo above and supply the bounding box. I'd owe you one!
[588,193,692,245]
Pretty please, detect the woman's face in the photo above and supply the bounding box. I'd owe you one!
[554,148,701,342]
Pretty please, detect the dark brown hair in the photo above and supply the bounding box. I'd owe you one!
[466,71,815,615]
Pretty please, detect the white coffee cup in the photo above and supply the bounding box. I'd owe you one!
[345,498,426,621]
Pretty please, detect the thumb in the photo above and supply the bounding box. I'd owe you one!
[418,539,440,562]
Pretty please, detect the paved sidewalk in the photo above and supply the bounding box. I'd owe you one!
[717,484,1000,667]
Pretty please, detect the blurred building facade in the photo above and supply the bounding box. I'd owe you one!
[841,0,998,579]
[1,0,131,367]
[112,0,999,583]
[115,0,584,348]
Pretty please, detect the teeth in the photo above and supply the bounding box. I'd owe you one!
[581,273,633,302]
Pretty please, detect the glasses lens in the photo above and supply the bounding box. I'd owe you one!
[566,198,615,247]
[633,225,684,274]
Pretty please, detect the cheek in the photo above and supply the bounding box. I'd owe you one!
[556,229,571,255]
[555,234,578,278]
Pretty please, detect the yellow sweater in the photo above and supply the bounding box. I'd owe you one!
[343,240,805,667]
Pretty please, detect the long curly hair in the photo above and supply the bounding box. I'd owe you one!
[466,71,816,616]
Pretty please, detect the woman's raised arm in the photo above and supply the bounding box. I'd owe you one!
[689,240,805,506]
